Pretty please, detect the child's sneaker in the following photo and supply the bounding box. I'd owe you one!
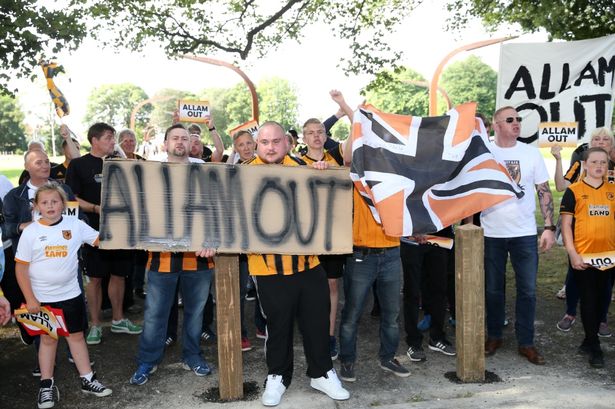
[111,319,142,334]
[86,326,102,345]
[81,374,112,397]
[37,379,59,409]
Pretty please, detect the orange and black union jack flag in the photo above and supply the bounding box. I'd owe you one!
[350,102,524,236]
[41,61,70,117]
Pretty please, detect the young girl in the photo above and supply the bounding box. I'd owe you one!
[560,147,615,369]
[15,182,112,408]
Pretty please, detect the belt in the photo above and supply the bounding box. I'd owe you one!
[353,246,397,255]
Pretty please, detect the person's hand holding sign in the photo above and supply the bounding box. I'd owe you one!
[0,293,11,325]
[550,145,562,160]
[26,296,41,314]
[196,248,217,258]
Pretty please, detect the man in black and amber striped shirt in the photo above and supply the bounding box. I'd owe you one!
[129,124,217,386]
[248,121,349,406]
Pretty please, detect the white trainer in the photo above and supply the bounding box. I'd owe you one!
[262,374,286,406]
[310,369,350,401]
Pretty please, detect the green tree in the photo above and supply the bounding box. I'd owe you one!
[0,2,86,94]
[85,0,418,77]
[84,83,150,130]
[440,55,497,119]
[446,0,615,40]
[200,77,300,147]
[331,121,350,141]
[148,88,198,132]
[258,77,299,131]
[362,67,432,116]
[0,94,27,152]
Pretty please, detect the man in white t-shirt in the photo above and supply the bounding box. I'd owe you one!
[481,106,556,365]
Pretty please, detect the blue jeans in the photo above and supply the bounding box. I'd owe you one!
[339,246,401,363]
[137,269,213,367]
[485,235,537,347]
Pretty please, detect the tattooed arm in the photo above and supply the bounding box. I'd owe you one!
[536,181,556,251]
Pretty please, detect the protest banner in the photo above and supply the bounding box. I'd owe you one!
[228,120,259,137]
[497,34,615,144]
[582,251,615,271]
[99,160,353,254]
[538,122,578,148]
[178,99,211,123]
[15,306,69,340]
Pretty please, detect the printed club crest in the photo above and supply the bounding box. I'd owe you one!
[504,160,521,185]
[62,230,72,240]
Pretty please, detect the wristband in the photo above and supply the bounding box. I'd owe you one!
[544,225,556,232]
[208,126,216,131]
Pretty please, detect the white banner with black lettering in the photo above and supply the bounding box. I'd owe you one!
[496,34,615,144]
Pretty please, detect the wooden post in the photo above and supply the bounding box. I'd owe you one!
[214,255,243,400]
[455,224,485,382]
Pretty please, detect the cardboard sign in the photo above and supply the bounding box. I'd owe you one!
[15,306,69,339]
[228,120,259,137]
[497,34,615,144]
[538,122,578,147]
[178,100,211,123]
[99,160,353,254]
[582,251,615,271]
[400,235,454,249]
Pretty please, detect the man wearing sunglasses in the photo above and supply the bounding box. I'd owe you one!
[481,106,556,365]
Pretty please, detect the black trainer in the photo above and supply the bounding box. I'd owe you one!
[38,379,59,409]
[589,349,604,368]
[428,339,456,356]
[81,374,113,397]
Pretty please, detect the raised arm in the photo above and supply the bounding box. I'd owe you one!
[207,116,225,162]
[550,145,570,192]
[330,90,354,120]
[60,124,81,159]
[536,181,555,251]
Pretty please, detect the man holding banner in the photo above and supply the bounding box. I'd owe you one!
[247,121,349,407]
[130,124,216,386]
[482,106,556,364]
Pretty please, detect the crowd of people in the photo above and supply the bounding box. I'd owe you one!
[0,91,614,408]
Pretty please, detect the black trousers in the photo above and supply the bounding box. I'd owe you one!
[255,265,332,387]
[401,241,449,347]
[574,267,613,349]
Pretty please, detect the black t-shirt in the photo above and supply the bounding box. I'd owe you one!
[65,153,103,229]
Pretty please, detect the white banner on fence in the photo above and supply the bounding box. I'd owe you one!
[496,34,615,144]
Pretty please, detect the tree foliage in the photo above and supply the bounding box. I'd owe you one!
[0,1,86,94]
[201,77,300,146]
[147,89,198,134]
[83,0,418,76]
[0,95,27,152]
[84,83,151,131]
[362,67,432,116]
[440,55,497,118]
[446,0,615,40]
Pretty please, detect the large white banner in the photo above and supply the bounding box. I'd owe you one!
[497,34,615,144]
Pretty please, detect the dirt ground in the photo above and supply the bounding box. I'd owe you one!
[1,246,615,408]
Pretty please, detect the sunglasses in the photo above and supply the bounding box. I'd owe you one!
[499,116,523,124]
